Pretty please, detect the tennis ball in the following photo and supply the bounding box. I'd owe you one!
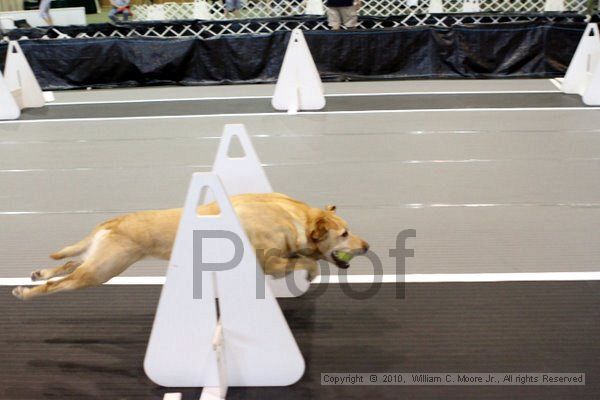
[334,250,354,263]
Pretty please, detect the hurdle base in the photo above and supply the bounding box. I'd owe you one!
[199,321,228,400]
[43,91,55,102]
[287,87,299,115]
[163,393,182,400]
[200,387,225,400]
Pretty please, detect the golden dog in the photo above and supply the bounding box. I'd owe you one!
[13,193,369,300]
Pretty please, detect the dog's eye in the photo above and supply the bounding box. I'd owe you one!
[341,230,349,237]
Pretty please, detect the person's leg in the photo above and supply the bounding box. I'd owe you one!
[225,0,235,18]
[122,8,131,21]
[233,0,242,18]
[340,5,358,28]
[108,7,119,22]
[327,7,342,30]
[39,0,53,25]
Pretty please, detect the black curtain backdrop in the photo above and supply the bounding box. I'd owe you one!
[0,16,588,90]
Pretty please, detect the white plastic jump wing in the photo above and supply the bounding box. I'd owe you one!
[145,173,305,387]
[212,124,311,298]
[144,174,220,387]
[212,124,272,195]
[0,71,20,120]
[272,29,325,113]
[562,23,600,96]
[3,41,45,110]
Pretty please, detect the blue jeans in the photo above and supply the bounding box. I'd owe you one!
[225,0,242,12]
[109,7,131,22]
[39,0,51,20]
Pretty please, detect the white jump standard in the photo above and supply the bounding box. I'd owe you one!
[210,124,310,297]
[0,70,20,120]
[272,29,326,114]
[561,23,600,106]
[0,40,47,120]
[144,173,305,398]
[146,125,309,400]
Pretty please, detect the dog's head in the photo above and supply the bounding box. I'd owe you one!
[308,205,369,269]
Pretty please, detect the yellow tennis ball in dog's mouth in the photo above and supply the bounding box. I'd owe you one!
[333,250,354,263]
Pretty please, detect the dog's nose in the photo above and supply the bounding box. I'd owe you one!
[362,242,370,253]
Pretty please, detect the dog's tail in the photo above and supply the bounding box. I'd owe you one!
[50,235,93,260]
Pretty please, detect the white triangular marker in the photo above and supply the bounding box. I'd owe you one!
[562,23,600,96]
[272,29,325,113]
[212,124,272,195]
[144,173,305,389]
[0,71,20,120]
[462,0,480,12]
[582,61,600,105]
[305,0,325,15]
[544,0,564,11]
[428,0,443,13]
[212,124,311,298]
[3,41,45,110]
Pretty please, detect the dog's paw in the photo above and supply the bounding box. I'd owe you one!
[12,286,28,300]
[31,270,43,282]
[307,269,319,282]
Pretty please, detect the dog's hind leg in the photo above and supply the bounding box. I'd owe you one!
[13,233,144,300]
[50,235,93,260]
[30,260,82,282]
[13,265,104,300]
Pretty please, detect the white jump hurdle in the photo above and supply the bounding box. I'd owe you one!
[0,70,20,120]
[210,124,310,297]
[272,29,325,114]
[1,41,48,120]
[562,23,600,106]
[145,173,305,396]
[146,125,310,399]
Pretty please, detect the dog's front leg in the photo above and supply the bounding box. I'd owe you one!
[263,255,318,280]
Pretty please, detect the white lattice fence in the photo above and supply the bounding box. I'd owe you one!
[133,1,308,20]
[132,0,589,21]
[1,13,585,42]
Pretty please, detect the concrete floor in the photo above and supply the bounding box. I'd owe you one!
[1,79,600,278]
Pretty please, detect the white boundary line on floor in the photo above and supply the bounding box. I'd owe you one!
[50,90,561,106]
[2,272,600,286]
[2,106,599,125]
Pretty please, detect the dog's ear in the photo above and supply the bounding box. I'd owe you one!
[310,214,332,242]
[325,204,336,213]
